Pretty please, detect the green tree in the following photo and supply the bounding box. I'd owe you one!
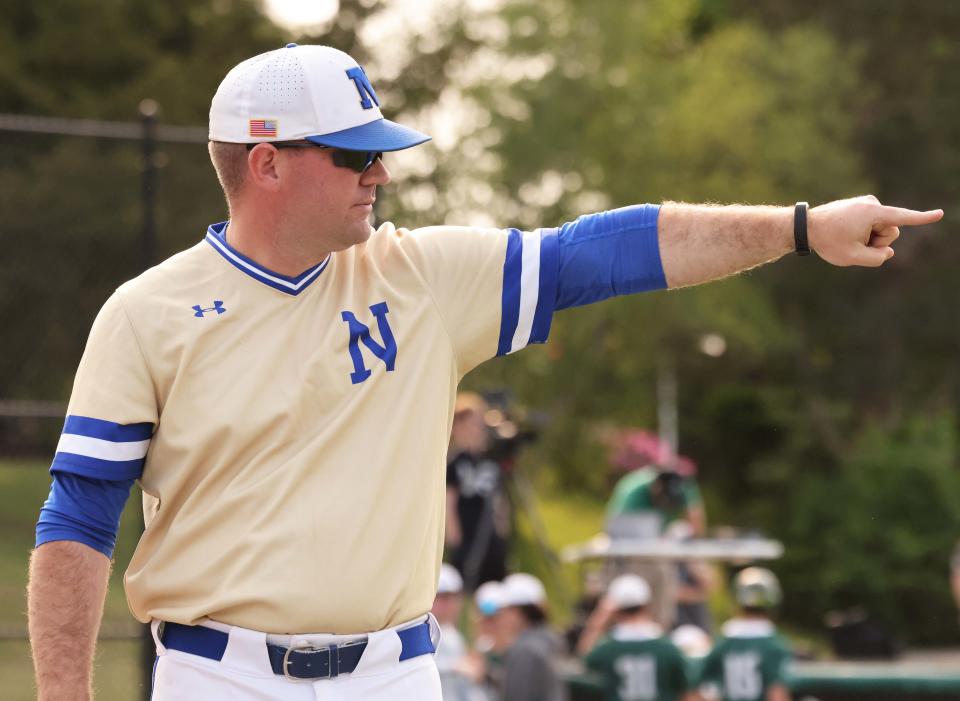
[0,0,290,402]
[779,414,960,644]
[0,0,478,403]
[448,0,959,644]
[457,0,866,490]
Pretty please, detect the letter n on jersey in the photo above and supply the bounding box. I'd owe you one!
[340,301,397,384]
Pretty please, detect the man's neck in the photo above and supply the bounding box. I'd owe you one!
[722,617,775,638]
[226,215,331,278]
[612,617,662,641]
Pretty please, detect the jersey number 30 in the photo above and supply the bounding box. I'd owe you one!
[614,655,657,701]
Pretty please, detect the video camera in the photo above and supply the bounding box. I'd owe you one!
[479,392,540,466]
[653,468,687,510]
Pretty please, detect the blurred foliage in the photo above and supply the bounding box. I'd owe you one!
[446,0,960,645]
[460,0,865,492]
[778,413,960,644]
[730,0,960,214]
[0,0,477,401]
[0,0,289,401]
[1,0,957,646]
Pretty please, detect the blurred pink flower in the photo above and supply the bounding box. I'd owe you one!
[606,428,697,476]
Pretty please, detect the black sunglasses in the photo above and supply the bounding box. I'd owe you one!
[247,141,382,173]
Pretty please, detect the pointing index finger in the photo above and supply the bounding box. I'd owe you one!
[877,206,944,227]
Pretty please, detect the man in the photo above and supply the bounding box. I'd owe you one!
[582,575,695,701]
[697,568,792,701]
[432,565,490,701]
[606,466,710,629]
[666,521,715,633]
[607,463,706,536]
[472,580,508,656]
[495,573,568,701]
[446,392,511,589]
[26,43,942,701]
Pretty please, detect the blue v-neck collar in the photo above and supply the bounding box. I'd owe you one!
[204,222,331,296]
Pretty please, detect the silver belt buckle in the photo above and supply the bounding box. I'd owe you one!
[282,641,322,682]
[281,639,366,681]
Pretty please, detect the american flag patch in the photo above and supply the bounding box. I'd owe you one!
[249,119,278,137]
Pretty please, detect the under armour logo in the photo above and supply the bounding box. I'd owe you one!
[192,301,226,317]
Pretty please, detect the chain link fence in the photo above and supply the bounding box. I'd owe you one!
[0,107,215,699]
[0,108,214,445]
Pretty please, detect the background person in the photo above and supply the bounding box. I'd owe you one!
[471,580,509,695]
[670,624,714,660]
[697,568,792,701]
[666,521,716,634]
[605,464,710,629]
[607,463,706,537]
[495,573,569,701]
[472,581,507,657]
[583,574,695,701]
[447,393,511,589]
[433,565,491,701]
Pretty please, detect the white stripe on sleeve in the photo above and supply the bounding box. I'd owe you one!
[56,433,151,462]
[509,230,542,354]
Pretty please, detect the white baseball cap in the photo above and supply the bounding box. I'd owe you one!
[209,43,431,151]
[475,581,506,616]
[501,573,547,608]
[670,624,712,657]
[437,564,464,595]
[608,574,651,609]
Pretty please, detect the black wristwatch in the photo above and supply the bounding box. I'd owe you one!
[794,202,810,256]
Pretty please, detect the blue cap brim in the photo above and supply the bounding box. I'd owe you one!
[478,601,502,616]
[305,118,431,152]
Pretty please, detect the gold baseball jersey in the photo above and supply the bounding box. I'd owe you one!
[53,221,558,634]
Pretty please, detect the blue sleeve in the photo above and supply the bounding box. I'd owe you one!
[35,471,136,558]
[555,204,666,310]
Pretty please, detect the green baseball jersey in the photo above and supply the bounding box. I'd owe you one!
[585,623,691,701]
[606,468,702,522]
[698,619,791,701]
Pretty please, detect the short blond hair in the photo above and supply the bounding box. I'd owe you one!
[208,141,249,207]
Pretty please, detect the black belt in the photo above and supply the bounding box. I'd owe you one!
[160,620,435,680]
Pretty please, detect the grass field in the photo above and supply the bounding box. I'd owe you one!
[0,458,607,699]
[1,460,149,699]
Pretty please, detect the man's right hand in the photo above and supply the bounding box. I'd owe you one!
[809,195,943,267]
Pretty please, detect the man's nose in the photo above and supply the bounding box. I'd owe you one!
[361,157,391,186]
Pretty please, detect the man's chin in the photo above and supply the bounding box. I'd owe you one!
[353,221,375,243]
[331,222,374,252]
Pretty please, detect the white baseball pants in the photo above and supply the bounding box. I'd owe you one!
[150,615,442,700]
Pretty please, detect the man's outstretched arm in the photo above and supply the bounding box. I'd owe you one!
[658,196,944,289]
[29,541,111,701]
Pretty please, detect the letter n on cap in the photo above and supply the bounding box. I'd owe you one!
[345,67,381,110]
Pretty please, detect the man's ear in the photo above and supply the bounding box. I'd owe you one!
[246,144,282,192]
